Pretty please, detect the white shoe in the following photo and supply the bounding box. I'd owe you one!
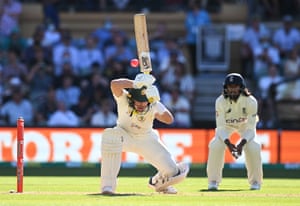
[149,180,177,194]
[158,186,178,194]
[250,182,261,190]
[208,181,218,191]
[101,186,114,195]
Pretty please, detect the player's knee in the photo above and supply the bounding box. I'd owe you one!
[101,128,123,153]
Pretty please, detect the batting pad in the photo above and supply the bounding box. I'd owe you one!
[101,129,123,192]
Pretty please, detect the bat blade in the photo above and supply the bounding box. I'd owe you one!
[134,13,152,74]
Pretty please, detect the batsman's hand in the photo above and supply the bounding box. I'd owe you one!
[145,85,160,103]
[133,73,156,89]
[236,139,247,156]
[224,139,238,159]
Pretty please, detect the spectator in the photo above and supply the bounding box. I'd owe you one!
[241,14,270,79]
[184,0,211,75]
[257,64,282,128]
[52,29,80,76]
[0,4,18,38]
[173,62,195,101]
[156,37,186,78]
[272,15,300,59]
[55,75,81,109]
[47,100,79,126]
[252,34,280,80]
[162,86,191,128]
[78,34,105,77]
[3,0,22,24]
[22,25,53,66]
[158,49,184,92]
[103,59,127,81]
[43,22,61,47]
[4,29,27,53]
[80,71,110,101]
[0,85,33,126]
[276,48,300,100]
[92,20,114,51]
[104,30,134,65]
[90,98,117,127]
[0,65,4,105]
[26,46,54,106]
[2,48,28,84]
[34,86,57,126]
[70,93,94,126]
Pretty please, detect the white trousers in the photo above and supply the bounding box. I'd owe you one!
[101,126,178,191]
[206,137,263,185]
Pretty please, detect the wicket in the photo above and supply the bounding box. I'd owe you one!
[17,117,24,193]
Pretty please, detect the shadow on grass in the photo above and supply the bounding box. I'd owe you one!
[199,189,247,192]
[87,193,146,196]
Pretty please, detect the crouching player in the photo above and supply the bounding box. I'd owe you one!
[100,73,189,195]
[207,73,263,191]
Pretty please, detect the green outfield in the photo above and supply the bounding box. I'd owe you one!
[1,177,299,206]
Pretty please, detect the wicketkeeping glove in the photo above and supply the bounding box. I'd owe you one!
[224,139,238,159]
[145,85,160,103]
[236,139,247,156]
[133,73,156,89]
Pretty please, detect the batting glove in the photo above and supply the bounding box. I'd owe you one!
[133,73,156,89]
[145,85,160,103]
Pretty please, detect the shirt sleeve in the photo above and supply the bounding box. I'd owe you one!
[215,97,234,141]
[240,96,258,142]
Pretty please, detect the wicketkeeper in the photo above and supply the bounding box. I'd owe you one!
[206,73,263,190]
[100,73,189,195]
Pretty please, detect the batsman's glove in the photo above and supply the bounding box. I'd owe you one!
[236,139,247,156]
[224,139,238,159]
[145,85,160,103]
[133,73,156,89]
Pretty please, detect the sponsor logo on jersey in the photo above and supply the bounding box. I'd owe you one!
[225,117,247,124]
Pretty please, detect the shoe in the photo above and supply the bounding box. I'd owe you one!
[159,186,177,194]
[101,186,114,195]
[208,181,218,191]
[250,182,261,190]
[149,179,177,194]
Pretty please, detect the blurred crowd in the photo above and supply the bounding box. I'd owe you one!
[0,0,197,128]
[1,0,300,128]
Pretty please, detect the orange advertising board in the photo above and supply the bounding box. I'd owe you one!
[0,127,299,163]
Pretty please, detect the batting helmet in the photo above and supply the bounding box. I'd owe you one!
[127,86,148,102]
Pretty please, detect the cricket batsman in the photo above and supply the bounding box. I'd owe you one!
[206,73,263,190]
[100,73,189,195]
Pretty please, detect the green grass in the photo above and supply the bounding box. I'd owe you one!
[1,177,299,206]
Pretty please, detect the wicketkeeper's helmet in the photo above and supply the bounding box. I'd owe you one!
[223,73,246,100]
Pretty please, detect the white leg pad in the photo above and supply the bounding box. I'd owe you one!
[149,162,189,192]
[101,128,123,192]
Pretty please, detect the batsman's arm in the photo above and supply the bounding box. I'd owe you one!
[111,78,134,97]
[154,102,174,125]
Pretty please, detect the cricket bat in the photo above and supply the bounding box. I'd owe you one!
[134,13,152,74]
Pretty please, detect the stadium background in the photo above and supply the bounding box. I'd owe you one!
[1,1,299,178]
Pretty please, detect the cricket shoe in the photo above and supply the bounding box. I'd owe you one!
[250,182,261,190]
[148,162,189,193]
[208,181,218,191]
[101,186,114,195]
[148,179,177,194]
